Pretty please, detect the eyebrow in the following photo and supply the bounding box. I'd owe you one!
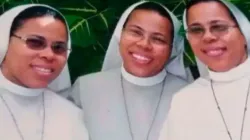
[209,20,228,24]
[28,34,44,38]
[188,22,202,27]
[128,24,167,37]
[126,24,144,30]
[27,34,67,43]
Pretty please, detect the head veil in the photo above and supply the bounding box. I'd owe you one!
[183,0,250,77]
[102,1,192,80]
[0,4,71,92]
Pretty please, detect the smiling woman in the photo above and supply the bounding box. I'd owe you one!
[68,1,193,140]
[158,0,250,140]
[185,0,247,72]
[0,4,88,140]
[3,6,69,88]
[120,8,173,77]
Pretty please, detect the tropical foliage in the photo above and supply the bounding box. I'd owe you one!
[0,0,248,82]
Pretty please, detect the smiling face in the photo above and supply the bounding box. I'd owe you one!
[119,9,173,77]
[1,16,68,88]
[186,1,247,72]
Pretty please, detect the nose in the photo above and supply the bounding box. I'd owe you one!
[39,45,55,61]
[136,37,152,50]
[202,29,217,43]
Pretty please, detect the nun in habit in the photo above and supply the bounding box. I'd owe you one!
[159,0,250,140]
[69,1,193,140]
[0,4,88,140]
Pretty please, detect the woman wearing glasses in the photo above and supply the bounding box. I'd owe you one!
[0,4,88,140]
[69,1,193,140]
[159,0,250,140]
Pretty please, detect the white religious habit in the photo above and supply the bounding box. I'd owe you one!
[158,0,250,140]
[69,1,193,140]
[0,4,89,140]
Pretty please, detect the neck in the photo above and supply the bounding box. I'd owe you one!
[121,66,167,86]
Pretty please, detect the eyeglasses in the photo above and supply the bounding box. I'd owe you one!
[186,23,238,39]
[123,27,170,46]
[12,34,70,55]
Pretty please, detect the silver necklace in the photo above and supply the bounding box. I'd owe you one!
[0,93,45,140]
[210,80,250,140]
[121,75,166,140]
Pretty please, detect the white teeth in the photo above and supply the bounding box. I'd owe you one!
[132,53,150,61]
[206,49,224,56]
[34,67,52,74]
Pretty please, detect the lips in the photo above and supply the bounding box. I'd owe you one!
[202,47,227,57]
[131,53,152,64]
[31,65,54,76]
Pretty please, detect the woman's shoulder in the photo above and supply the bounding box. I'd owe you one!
[164,73,192,89]
[77,68,121,85]
[44,89,82,114]
[68,68,123,108]
[43,90,89,140]
[172,77,210,101]
[166,73,189,84]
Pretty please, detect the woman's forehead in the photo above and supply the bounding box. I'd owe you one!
[187,2,235,24]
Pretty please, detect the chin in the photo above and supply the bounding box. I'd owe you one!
[23,81,49,89]
[208,64,233,72]
[127,70,147,77]
[130,70,154,77]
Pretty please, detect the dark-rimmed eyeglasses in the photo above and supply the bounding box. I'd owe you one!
[186,23,238,39]
[12,34,70,55]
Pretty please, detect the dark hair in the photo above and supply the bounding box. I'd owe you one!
[186,0,237,24]
[123,2,174,44]
[10,6,67,36]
